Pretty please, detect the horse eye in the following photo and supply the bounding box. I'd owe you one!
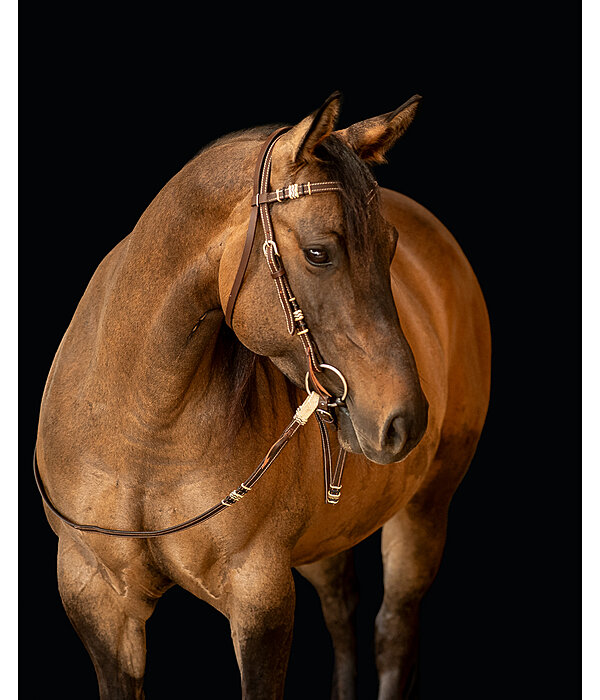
[304,247,331,266]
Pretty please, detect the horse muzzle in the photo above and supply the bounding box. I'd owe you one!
[337,391,429,465]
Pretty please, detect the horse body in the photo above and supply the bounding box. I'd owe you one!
[293,187,489,565]
[36,96,490,699]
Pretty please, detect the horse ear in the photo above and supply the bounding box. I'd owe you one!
[283,92,342,164]
[335,95,422,164]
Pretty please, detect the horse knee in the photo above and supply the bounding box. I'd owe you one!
[228,561,295,627]
[381,507,448,600]
[375,592,420,649]
[298,551,358,630]
[57,537,156,698]
[375,531,443,661]
[226,562,295,697]
[374,512,448,698]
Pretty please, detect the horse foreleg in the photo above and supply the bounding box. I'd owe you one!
[375,506,448,700]
[56,535,161,700]
[296,551,359,700]
[227,557,296,699]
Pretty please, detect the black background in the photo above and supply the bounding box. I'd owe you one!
[20,7,580,699]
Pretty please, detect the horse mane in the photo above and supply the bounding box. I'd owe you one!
[213,325,262,435]
[197,124,378,435]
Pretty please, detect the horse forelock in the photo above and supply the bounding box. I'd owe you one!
[195,126,379,256]
[308,133,379,256]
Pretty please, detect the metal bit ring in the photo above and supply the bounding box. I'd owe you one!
[305,363,348,404]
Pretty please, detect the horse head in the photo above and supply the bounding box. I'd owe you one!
[219,93,428,465]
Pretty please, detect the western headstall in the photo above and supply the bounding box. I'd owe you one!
[34,127,349,537]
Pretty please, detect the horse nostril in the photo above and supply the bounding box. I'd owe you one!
[383,413,407,453]
[382,400,428,459]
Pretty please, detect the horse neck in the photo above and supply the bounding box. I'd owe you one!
[93,137,264,428]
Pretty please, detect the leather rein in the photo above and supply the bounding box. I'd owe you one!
[33,127,349,537]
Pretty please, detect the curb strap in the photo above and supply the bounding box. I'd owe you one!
[315,413,347,504]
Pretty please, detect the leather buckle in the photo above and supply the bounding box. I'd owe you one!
[317,408,336,424]
[262,240,280,258]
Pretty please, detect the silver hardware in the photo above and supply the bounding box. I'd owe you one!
[327,485,342,504]
[292,309,304,322]
[317,408,335,423]
[276,188,284,202]
[305,363,348,403]
[294,391,320,425]
[222,485,250,508]
[288,183,300,199]
[262,239,280,258]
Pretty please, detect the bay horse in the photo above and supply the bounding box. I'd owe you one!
[35,92,491,699]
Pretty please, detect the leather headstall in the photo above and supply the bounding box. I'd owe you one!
[33,128,349,538]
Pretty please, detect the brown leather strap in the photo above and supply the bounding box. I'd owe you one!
[327,447,347,504]
[315,413,347,504]
[253,181,344,206]
[224,127,290,327]
[33,393,320,538]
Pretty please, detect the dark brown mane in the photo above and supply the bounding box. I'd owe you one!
[312,132,379,255]
[213,324,260,435]
[216,324,299,437]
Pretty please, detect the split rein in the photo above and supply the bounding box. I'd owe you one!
[33,127,349,538]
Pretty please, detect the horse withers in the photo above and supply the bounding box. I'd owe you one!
[36,93,491,699]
